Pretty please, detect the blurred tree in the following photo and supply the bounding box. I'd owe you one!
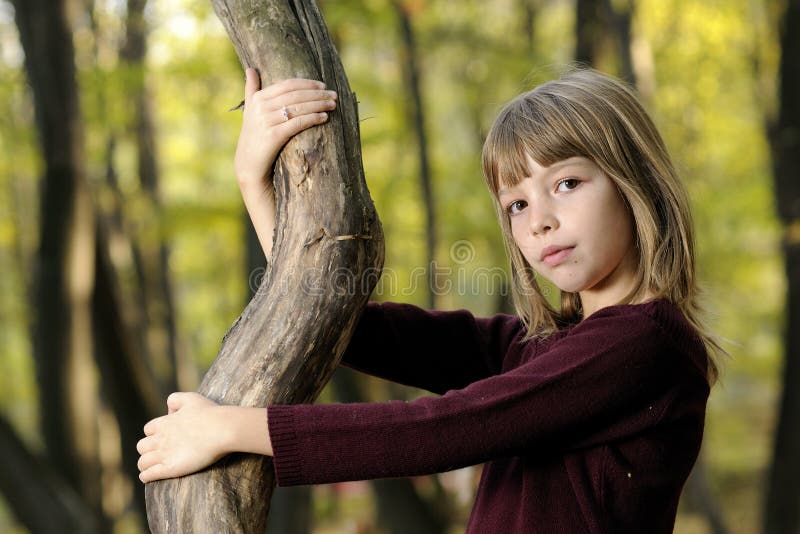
[764,1,800,533]
[92,205,161,522]
[519,0,539,58]
[10,0,106,529]
[0,414,98,533]
[119,0,187,394]
[575,0,604,67]
[394,0,437,310]
[575,0,635,83]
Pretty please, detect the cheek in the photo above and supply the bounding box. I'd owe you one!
[508,219,524,245]
[510,221,535,255]
[600,210,636,262]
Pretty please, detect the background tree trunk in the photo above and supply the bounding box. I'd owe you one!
[0,415,99,534]
[10,0,105,527]
[764,1,800,533]
[92,211,163,521]
[144,1,384,531]
[394,0,437,311]
[120,0,186,394]
[574,0,603,67]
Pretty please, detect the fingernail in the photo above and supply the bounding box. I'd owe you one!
[328,90,337,99]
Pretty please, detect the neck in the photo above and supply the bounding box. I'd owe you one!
[578,248,654,320]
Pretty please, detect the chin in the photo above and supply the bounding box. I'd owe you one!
[550,278,590,294]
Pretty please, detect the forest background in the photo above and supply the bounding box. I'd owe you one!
[0,0,794,532]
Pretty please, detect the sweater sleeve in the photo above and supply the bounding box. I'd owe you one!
[339,301,525,394]
[269,304,710,487]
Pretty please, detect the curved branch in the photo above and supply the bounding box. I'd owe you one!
[144,1,384,532]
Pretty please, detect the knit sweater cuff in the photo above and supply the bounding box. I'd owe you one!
[268,405,303,486]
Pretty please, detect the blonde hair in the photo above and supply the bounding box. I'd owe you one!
[482,67,727,386]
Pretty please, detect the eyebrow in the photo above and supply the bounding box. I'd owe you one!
[498,158,585,195]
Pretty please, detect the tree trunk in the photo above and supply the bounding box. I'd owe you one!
[0,415,99,534]
[246,221,314,534]
[121,0,186,394]
[764,1,800,533]
[601,0,636,85]
[11,0,105,526]
[144,1,384,532]
[394,0,437,310]
[92,209,164,522]
[683,450,728,534]
[519,0,538,58]
[574,0,602,67]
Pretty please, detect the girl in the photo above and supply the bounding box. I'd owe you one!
[137,67,724,533]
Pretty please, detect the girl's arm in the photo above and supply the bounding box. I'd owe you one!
[269,304,710,487]
[136,392,271,483]
[341,301,523,393]
[137,70,336,484]
[235,68,337,261]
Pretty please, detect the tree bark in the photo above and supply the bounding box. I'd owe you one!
[144,1,384,532]
[247,221,314,534]
[764,1,800,533]
[11,0,105,525]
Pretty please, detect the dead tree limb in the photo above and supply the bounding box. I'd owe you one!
[144,1,384,532]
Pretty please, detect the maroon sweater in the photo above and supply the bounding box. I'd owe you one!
[268,298,710,533]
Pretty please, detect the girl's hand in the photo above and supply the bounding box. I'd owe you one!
[234,67,337,189]
[235,68,336,260]
[137,392,229,483]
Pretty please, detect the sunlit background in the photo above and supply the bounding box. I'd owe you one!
[0,0,789,532]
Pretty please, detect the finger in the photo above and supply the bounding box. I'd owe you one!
[137,436,155,454]
[137,451,161,473]
[139,463,168,484]
[280,99,336,121]
[277,112,330,135]
[260,78,326,99]
[143,419,157,436]
[258,89,337,109]
[167,392,188,413]
[244,68,261,101]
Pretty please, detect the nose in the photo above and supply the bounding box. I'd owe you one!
[528,199,558,236]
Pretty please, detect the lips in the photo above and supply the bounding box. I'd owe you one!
[540,245,574,267]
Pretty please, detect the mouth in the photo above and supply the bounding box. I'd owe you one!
[540,246,574,267]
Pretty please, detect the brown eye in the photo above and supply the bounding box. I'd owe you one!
[556,178,580,192]
[506,200,527,216]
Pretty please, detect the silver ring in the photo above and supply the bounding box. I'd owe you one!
[280,106,289,122]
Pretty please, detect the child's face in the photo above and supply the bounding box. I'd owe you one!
[498,155,639,309]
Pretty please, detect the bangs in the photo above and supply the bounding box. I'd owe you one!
[482,90,590,197]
